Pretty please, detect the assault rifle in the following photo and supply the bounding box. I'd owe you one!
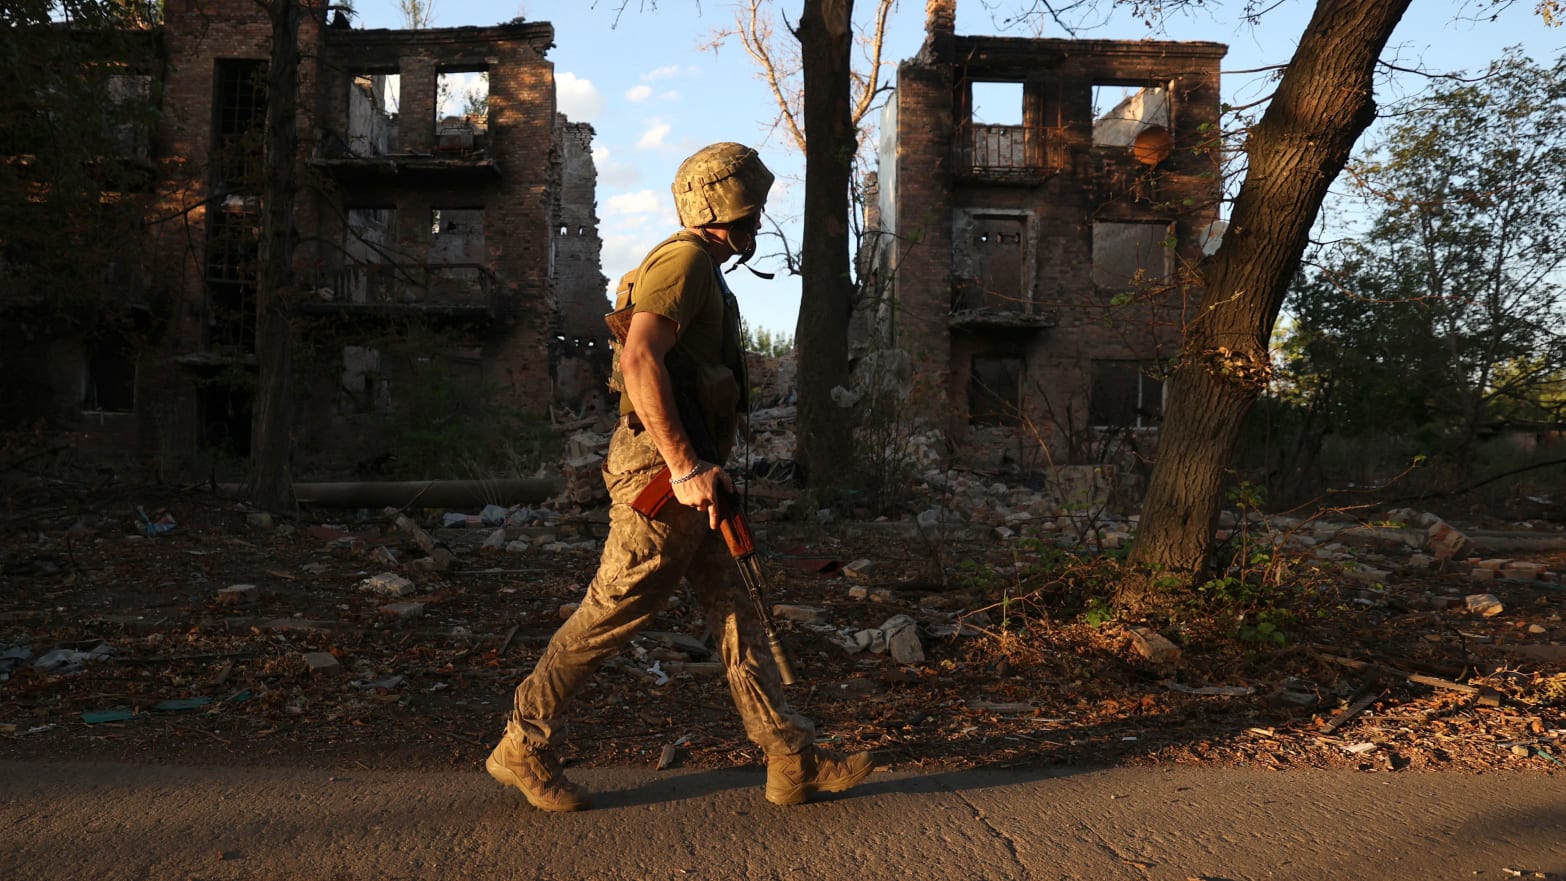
[619,354,797,686]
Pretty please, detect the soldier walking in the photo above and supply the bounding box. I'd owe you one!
[486,142,874,812]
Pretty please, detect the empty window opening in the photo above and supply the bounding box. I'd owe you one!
[429,208,487,304]
[430,208,484,254]
[1091,221,1172,291]
[106,73,153,162]
[969,356,1023,427]
[198,380,252,457]
[955,214,1028,312]
[971,81,1023,126]
[340,207,398,303]
[436,69,488,150]
[1093,83,1170,147]
[347,72,399,157]
[82,338,136,413]
[205,197,260,351]
[964,80,1038,170]
[1090,360,1165,428]
[212,60,267,191]
[340,345,391,413]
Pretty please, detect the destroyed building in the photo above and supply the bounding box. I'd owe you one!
[860,0,1226,477]
[13,2,606,477]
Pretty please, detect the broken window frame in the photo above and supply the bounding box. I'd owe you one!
[338,206,399,304]
[81,335,137,414]
[435,67,489,151]
[1090,220,1174,293]
[1090,80,1173,149]
[968,354,1025,427]
[346,70,400,157]
[427,207,489,306]
[210,59,267,193]
[204,196,260,352]
[1088,359,1165,429]
[956,77,1044,174]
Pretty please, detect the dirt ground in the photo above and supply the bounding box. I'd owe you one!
[2,479,1563,779]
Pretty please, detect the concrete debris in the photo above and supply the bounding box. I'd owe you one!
[394,515,455,571]
[302,652,342,675]
[882,614,925,664]
[1465,593,1505,617]
[1346,566,1391,586]
[1128,627,1181,665]
[217,584,258,605]
[847,585,896,603]
[361,572,416,597]
[1426,519,1469,560]
[842,559,875,580]
[481,528,508,551]
[562,454,608,507]
[379,601,424,620]
[846,628,887,655]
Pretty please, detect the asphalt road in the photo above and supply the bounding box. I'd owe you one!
[3,760,1564,880]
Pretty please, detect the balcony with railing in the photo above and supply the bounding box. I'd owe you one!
[303,262,499,321]
[954,123,1058,181]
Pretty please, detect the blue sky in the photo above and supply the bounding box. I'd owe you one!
[351,1,1564,337]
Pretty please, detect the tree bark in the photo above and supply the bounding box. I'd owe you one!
[1129,0,1414,580]
[793,0,855,489]
[246,0,304,512]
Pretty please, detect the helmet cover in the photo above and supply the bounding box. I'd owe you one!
[671,142,774,227]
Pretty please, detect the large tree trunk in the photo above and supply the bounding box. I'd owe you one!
[793,0,855,489]
[1129,0,1413,580]
[246,0,303,512]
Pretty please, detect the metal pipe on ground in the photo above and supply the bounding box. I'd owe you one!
[219,479,562,509]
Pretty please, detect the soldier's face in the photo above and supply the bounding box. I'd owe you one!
[729,212,762,255]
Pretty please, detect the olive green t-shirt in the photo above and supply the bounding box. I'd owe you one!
[612,234,748,453]
[625,235,726,374]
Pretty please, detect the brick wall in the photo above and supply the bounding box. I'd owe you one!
[874,23,1225,467]
[137,4,592,475]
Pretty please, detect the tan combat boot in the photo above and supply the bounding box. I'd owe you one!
[486,734,591,812]
[765,746,874,806]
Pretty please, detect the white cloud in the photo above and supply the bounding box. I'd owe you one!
[605,189,662,217]
[597,159,642,189]
[625,85,653,103]
[659,90,682,103]
[636,120,672,151]
[591,145,611,165]
[555,72,604,123]
[641,64,688,81]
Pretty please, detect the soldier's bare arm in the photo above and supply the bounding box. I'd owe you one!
[620,310,732,529]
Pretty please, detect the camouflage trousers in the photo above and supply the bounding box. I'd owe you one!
[507,420,815,757]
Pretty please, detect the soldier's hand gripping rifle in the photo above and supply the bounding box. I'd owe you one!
[624,379,798,686]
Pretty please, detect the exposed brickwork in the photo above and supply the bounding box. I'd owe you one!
[127,3,598,474]
[865,12,1225,470]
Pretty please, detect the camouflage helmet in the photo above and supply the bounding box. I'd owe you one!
[671,142,774,227]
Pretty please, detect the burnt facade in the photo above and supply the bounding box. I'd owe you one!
[76,2,604,475]
[862,1,1225,472]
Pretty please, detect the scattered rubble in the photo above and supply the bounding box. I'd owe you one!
[1,472,1563,779]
